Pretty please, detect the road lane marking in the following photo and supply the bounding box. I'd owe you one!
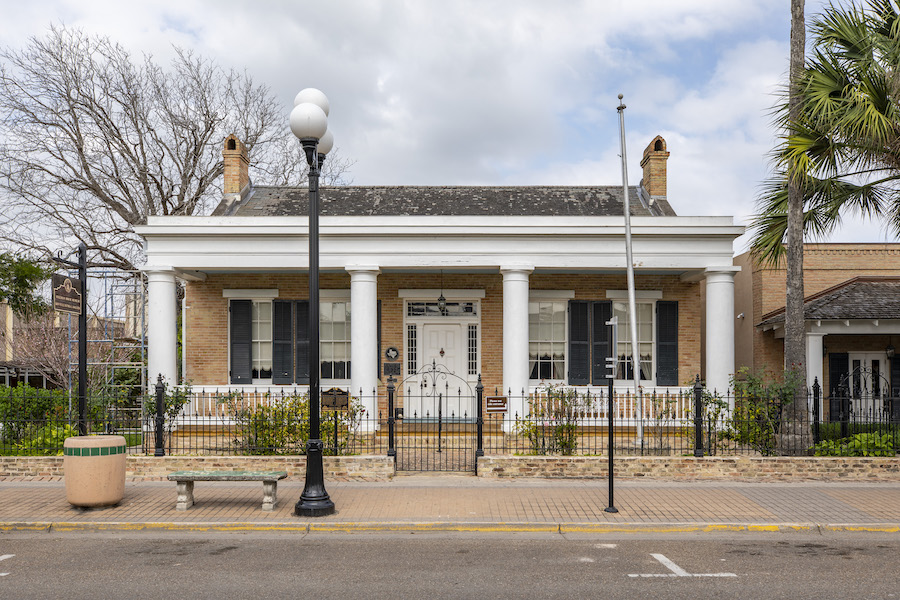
[0,554,13,577]
[628,553,737,578]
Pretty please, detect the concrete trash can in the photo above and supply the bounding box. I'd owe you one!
[64,435,127,507]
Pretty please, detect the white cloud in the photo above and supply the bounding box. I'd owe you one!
[0,0,878,245]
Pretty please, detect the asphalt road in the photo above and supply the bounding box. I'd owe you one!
[1,531,898,599]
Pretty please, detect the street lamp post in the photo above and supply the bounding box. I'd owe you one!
[291,88,335,517]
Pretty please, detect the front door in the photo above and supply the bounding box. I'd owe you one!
[406,323,472,418]
[848,352,888,418]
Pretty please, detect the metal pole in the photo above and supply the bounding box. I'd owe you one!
[154,374,165,456]
[295,142,334,517]
[77,243,88,436]
[387,376,396,457]
[693,375,704,457]
[437,392,443,453]
[812,377,821,444]
[476,375,484,457]
[605,365,617,513]
[617,95,642,450]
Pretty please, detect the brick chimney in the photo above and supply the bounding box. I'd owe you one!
[640,135,669,198]
[223,134,249,196]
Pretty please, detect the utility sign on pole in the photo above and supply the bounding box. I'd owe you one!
[51,274,83,315]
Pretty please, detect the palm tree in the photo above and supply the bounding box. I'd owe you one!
[752,0,900,262]
[751,0,900,452]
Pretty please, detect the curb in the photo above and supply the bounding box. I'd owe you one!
[2,521,899,534]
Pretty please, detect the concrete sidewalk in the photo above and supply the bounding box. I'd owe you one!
[1,476,899,534]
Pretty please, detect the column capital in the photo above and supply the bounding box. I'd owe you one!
[500,265,534,279]
[704,266,740,279]
[345,265,381,275]
[144,266,177,279]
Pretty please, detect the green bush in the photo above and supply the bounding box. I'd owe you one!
[221,392,310,455]
[0,384,70,446]
[15,424,76,456]
[516,386,594,455]
[719,368,802,456]
[815,431,897,457]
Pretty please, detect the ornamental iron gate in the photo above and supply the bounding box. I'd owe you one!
[386,361,484,473]
[828,366,899,438]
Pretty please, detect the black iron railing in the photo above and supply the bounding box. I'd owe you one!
[1,380,897,458]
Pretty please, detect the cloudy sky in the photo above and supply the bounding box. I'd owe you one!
[0,0,884,253]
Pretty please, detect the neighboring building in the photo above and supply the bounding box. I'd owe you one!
[135,135,743,421]
[0,302,54,388]
[734,244,900,420]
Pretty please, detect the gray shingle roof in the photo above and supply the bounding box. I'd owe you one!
[759,278,900,326]
[212,185,677,217]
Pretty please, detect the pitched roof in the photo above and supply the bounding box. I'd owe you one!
[758,277,900,326]
[212,185,677,217]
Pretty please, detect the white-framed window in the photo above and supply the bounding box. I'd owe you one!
[251,300,273,381]
[320,301,351,380]
[612,300,653,381]
[528,300,567,381]
[227,290,351,385]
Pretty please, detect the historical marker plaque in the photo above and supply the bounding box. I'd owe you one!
[51,274,83,315]
[321,387,350,411]
[382,362,401,377]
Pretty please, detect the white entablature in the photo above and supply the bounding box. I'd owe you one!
[135,214,742,274]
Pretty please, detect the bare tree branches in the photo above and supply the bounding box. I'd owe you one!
[0,26,351,271]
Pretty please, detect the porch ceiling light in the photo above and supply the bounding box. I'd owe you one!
[887,344,895,359]
[438,270,447,314]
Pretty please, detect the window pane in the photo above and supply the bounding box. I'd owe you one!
[257,302,271,320]
[552,322,565,341]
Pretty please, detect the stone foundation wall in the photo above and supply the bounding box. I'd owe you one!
[0,455,395,479]
[4,455,900,481]
[476,455,900,480]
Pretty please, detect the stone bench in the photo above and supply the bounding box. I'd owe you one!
[167,470,288,512]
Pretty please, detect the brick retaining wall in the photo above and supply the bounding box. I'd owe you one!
[476,455,900,480]
[0,455,395,479]
[3,455,900,481]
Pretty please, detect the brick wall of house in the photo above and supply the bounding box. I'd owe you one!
[736,244,900,377]
[185,272,701,407]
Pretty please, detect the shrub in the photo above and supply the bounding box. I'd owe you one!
[814,432,897,457]
[517,386,594,455]
[719,368,802,456]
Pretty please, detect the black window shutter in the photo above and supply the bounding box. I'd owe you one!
[591,301,612,385]
[656,300,679,386]
[229,300,252,384]
[272,300,293,384]
[568,300,590,385]
[828,352,849,396]
[295,300,310,384]
[376,299,382,382]
[828,352,850,422]
[892,356,900,397]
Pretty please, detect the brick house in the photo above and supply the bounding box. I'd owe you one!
[135,135,743,421]
[734,244,900,420]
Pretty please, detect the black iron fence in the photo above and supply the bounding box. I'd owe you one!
[2,379,898,458]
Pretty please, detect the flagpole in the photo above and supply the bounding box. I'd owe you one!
[617,94,643,450]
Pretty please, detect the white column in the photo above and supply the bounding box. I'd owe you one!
[347,266,380,426]
[146,268,178,387]
[705,268,738,406]
[501,266,533,424]
[806,332,824,399]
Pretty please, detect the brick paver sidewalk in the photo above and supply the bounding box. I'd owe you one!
[2,477,899,532]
